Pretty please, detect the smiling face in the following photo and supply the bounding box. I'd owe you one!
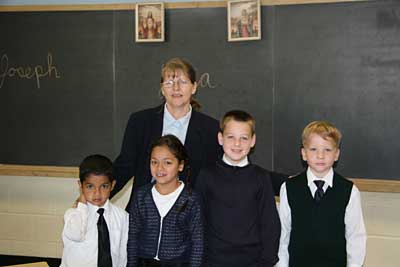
[218,119,256,165]
[80,174,115,207]
[150,145,184,190]
[301,133,340,178]
[161,69,197,111]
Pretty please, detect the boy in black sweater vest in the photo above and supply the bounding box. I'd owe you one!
[196,110,281,267]
[276,121,366,267]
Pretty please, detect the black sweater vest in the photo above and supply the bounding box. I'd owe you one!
[286,172,353,267]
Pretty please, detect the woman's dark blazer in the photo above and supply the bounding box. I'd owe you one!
[112,105,222,211]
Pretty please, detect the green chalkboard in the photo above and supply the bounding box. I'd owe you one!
[1,1,399,180]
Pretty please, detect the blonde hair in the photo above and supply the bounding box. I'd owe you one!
[220,110,255,136]
[302,120,342,148]
[160,58,200,110]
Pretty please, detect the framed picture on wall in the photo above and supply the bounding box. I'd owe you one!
[135,2,165,42]
[227,0,261,41]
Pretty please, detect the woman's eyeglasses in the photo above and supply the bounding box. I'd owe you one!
[163,79,190,88]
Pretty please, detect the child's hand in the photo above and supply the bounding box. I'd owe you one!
[73,181,87,208]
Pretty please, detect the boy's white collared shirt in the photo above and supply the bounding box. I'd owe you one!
[222,154,249,167]
[307,167,334,197]
[61,199,129,267]
[275,167,366,267]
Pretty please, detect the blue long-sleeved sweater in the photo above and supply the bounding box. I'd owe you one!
[127,183,203,267]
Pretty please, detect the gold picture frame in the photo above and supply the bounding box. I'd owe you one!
[227,0,261,42]
[135,2,165,42]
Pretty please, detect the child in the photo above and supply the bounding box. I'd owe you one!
[196,110,281,267]
[60,154,129,267]
[127,134,203,267]
[276,121,366,267]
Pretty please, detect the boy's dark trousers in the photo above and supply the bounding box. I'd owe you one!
[139,258,189,267]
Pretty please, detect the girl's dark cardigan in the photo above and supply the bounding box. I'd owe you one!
[127,183,203,267]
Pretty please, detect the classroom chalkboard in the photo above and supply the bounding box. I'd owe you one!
[273,0,400,179]
[1,0,399,180]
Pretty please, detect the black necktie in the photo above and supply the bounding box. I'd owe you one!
[314,180,325,203]
[97,208,112,267]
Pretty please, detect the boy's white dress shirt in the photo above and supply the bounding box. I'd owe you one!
[60,200,129,267]
[222,154,249,167]
[275,167,366,267]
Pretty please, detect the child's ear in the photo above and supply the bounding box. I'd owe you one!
[218,132,224,146]
[334,148,340,161]
[111,180,116,191]
[178,161,184,172]
[301,147,307,161]
[250,134,256,148]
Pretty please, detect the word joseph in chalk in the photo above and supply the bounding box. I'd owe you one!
[0,53,61,89]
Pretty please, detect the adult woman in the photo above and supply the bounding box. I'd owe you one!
[112,58,222,211]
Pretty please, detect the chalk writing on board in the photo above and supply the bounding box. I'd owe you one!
[197,72,216,89]
[0,53,61,89]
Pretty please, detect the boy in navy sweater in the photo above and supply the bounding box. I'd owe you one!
[196,110,281,267]
[276,121,366,267]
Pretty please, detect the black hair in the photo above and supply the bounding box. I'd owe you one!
[79,154,114,183]
[150,135,192,212]
[150,134,190,179]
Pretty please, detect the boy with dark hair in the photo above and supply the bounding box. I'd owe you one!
[196,110,281,267]
[60,154,129,267]
[276,121,366,267]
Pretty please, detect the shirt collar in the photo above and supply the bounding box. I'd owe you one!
[164,103,192,127]
[222,154,249,167]
[87,199,110,213]
[306,167,334,188]
[152,181,185,198]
